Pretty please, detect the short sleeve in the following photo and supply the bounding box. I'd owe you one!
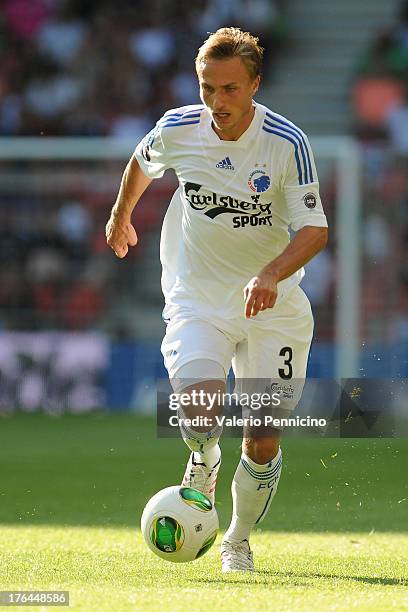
[283,134,328,232]
[134,120,170,179]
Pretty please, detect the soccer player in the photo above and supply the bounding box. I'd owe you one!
[106,27,328,572]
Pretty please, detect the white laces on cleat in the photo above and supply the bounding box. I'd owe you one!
[221,539,255,573]
[181,453,220,504]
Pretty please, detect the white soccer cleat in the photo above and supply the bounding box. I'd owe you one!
[220,539,255,573]
[181,452,221,505]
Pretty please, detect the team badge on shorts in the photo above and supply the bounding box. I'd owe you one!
[248,169,271,193]
[303,193,317,209]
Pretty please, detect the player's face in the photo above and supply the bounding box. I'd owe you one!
[197,57,260,141]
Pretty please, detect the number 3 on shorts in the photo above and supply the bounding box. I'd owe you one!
[278,346,293,380]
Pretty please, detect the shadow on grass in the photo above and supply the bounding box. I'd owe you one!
[187,572,408,587]
[257,570,408,587]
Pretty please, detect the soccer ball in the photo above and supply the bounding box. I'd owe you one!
[141,486,219,562]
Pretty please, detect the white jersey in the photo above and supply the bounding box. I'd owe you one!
[134,102,328,320]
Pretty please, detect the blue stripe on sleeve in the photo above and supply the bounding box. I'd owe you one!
[160,112,202,123]
[262,126,303,185]
[264,118,309,184]
[160,107,204,122]
[266,112,314,183]
[160,119,200,128]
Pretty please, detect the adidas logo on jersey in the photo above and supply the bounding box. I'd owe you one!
[216,157,234,170]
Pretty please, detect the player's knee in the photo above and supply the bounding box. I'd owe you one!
[170,359,226,395]
[243,436,280,464]
[177,379,225,432]
[172,361,226,433]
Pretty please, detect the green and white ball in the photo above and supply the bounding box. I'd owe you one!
[141,486,218,562]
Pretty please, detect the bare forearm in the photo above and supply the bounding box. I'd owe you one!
[262,226,328,282]
[244,225,328,317]
[106,156,152,258]
[112,155,152,220]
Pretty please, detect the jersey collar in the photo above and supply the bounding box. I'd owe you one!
[202,101,261,147]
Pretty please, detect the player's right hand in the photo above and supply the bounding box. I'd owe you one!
[105,214,138,258]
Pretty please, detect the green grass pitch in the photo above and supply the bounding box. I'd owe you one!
[0,413,407,611]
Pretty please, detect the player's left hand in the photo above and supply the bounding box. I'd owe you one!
[243,271,278,318]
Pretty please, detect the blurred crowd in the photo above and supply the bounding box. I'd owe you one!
[0,0,287,138]
[352,0,408,151]
[0,169,172,332]
[351,1,408,343]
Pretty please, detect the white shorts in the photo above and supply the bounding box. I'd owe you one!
[161,285,314,414]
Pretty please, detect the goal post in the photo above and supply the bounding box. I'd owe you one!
[311,136,362,378]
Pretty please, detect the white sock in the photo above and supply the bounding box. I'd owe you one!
[223,448,282,543]
[179,419,222,468]
[193,443,221,468]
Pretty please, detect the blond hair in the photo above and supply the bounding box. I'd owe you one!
[195,27,264,80]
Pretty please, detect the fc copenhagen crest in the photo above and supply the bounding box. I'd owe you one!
[248,169,271,193]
